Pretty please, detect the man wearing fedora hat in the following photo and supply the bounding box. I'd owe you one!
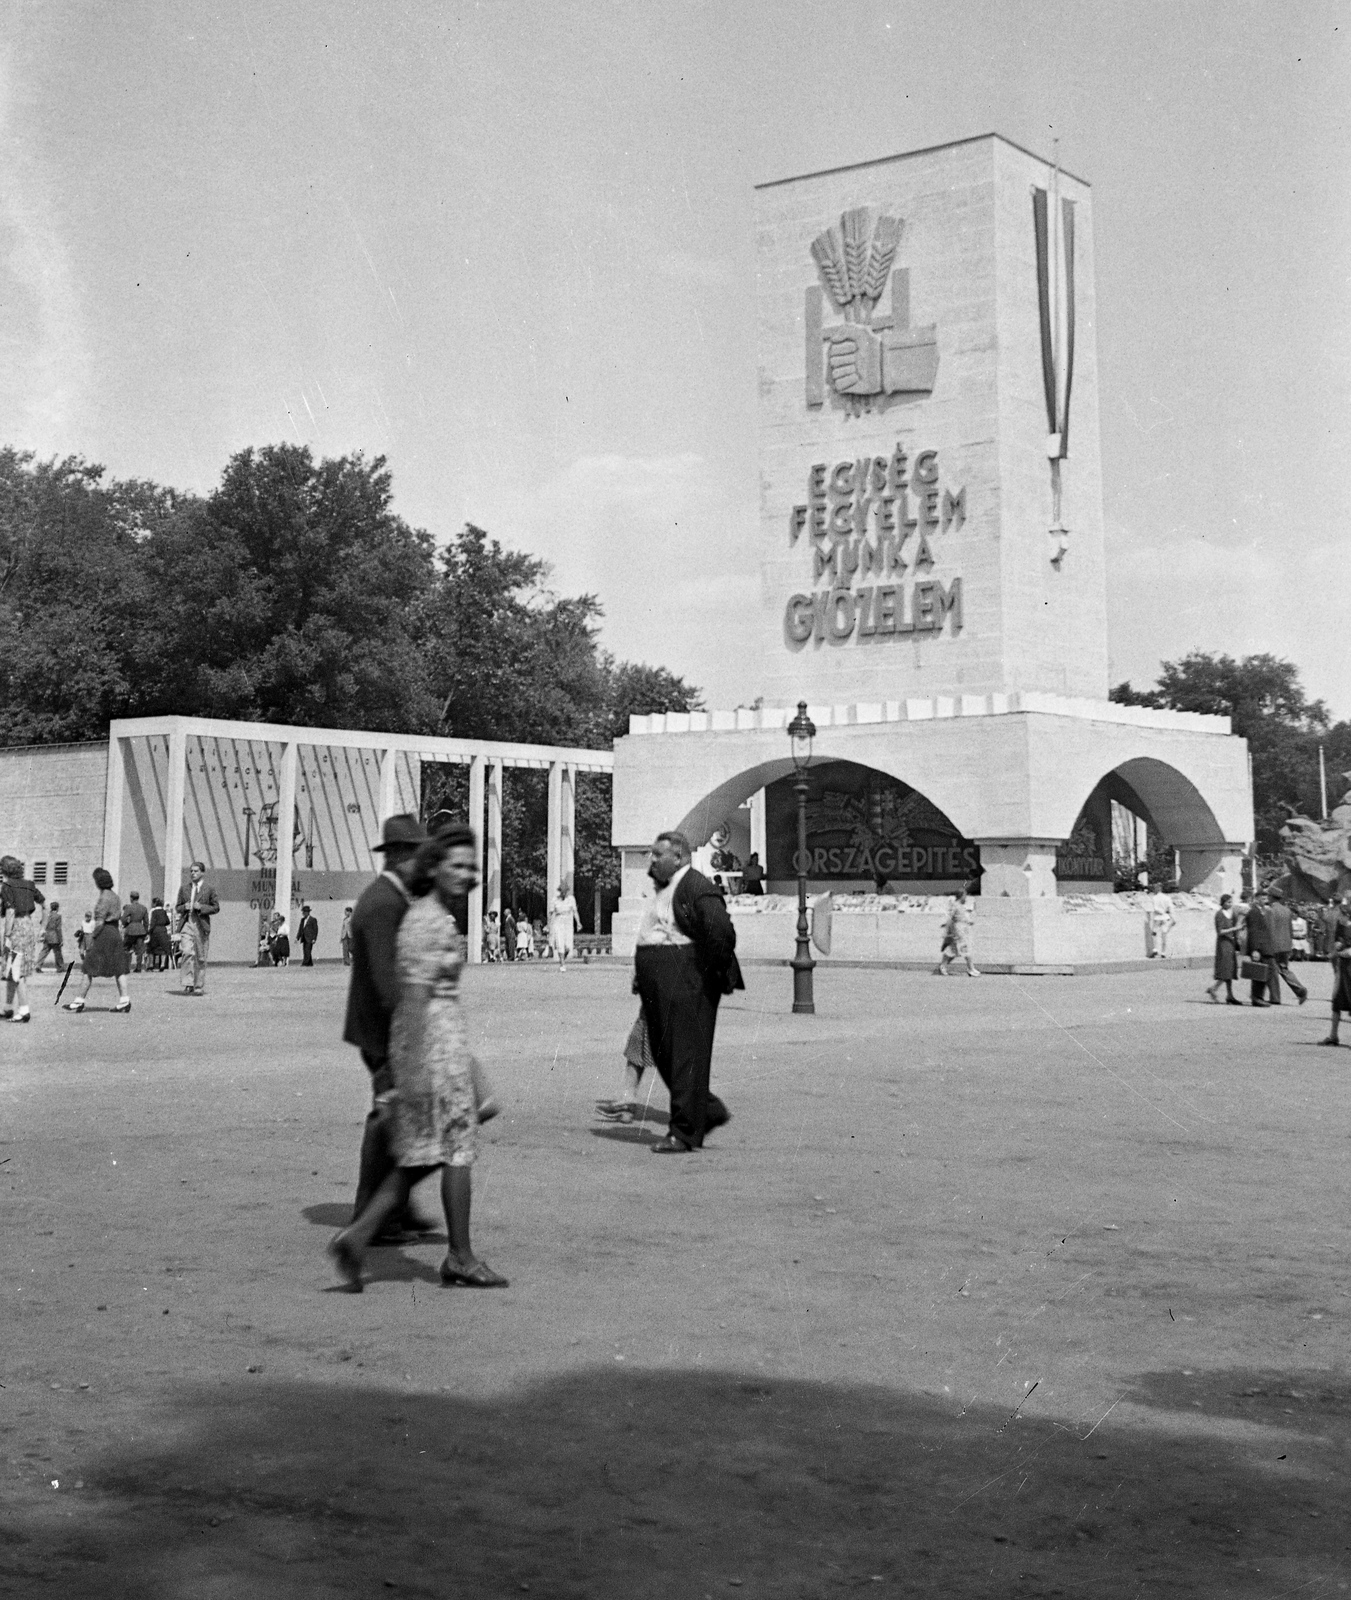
[343,813,432,1234]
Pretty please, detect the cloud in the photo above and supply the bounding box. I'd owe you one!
[1107,524,1350,719]
[0,47,87,446]
[466,451,762,703]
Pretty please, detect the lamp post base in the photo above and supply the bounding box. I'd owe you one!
[791,949,816,1015]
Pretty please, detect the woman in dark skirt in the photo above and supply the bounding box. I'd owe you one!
[65,868,131,1013]
[1206,893,1243,1005]
[147,897,173,971]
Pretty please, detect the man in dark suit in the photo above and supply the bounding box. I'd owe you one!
[1264,887,1308,1005]
[1245,890,1278,1006]
[343,814,429,1229]
[298,905,319,966]
[175,861,220,996]
[632,829,743,1153]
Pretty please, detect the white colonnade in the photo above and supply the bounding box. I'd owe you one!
[102,717,611,963]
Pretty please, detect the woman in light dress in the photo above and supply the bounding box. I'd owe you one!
[330,823,507,1291]
[938,886,980,977]
[550,883,580,971]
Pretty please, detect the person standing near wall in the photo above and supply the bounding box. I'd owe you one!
[299,905,319,966]
[1148,885,1175,958]
[174,861,220,996]
[340,906,354,966]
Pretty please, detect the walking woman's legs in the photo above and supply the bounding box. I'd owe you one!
[442,1164,474,1263]
[329,1166,424,1288]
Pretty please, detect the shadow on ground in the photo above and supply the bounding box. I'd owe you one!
[5,1368,1346,1598]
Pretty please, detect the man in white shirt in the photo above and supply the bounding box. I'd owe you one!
[632,830,742,1152]
[175,861,221,995]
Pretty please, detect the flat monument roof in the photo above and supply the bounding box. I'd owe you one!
[755,131,1089,192]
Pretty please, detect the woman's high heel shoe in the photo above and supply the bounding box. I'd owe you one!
[113,998,131,1014]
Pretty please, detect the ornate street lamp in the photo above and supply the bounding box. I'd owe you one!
[787,700,816,1015]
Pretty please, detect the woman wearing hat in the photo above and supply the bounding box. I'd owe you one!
[64,868,131,1013]
[331,819,507,1290]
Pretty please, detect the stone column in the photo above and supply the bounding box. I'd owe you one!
[560,763,576,893]
[467,755,485,963]
[275,742,298,927]
[974,839,1061,898]
[377,745,398,824]
[1177,845,1248,896]
[546,761,562,905]
[101,734,126,887]
[485,758,503,929]
[163,725,188,906]
[609,845,652,959]
[749,788,767,863]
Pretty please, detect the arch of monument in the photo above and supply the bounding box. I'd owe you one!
[96,715,613,964]
[609,135,1252,968]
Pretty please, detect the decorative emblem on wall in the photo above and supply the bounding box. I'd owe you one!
[251,801,308,867]
[805,208,938,413]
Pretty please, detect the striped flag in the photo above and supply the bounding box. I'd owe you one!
[1032,185,1076,460]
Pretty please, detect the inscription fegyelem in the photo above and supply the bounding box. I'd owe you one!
[783,440,966,647]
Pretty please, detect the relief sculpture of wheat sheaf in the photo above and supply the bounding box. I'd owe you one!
[806,206,936,413]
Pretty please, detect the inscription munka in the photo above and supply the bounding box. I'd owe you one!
[783,441,965,647]
[805,208,938,413]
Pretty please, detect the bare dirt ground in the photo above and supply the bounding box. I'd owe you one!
[3,953,1349,1597]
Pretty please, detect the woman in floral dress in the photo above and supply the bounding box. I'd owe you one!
[330,823,507,1291]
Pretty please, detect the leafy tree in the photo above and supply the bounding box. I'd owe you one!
[1111,652,1334,854]
[133,445,440,731]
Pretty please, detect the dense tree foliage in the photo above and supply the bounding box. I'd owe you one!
[0,444,702,919]
[1112,653,1351,855]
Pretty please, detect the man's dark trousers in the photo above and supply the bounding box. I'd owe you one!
[634,944,728,1148]
[1269,952,1306,1003]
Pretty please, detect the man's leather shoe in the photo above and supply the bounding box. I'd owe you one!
[651,1136,694,1154]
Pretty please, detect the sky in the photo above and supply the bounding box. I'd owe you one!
[2,0,1348,717]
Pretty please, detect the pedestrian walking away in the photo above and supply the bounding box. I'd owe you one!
[1206,893,1243,1004]
[1319,900,1351,1046]
[1264,888,1308,1005]
[64,868,131,1013]
[938,885,980,977]
[2,855,46,1023]
[631,830,742,1153]
[35,901,64,973]
[342,813,434,1239]
[330,822,508,1292]
[299,905,319,966]
[174,862,220,995]
[550,883,580,971]
[120,890,150,972]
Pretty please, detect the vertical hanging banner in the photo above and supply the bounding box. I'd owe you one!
[1033,180,1076,561]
